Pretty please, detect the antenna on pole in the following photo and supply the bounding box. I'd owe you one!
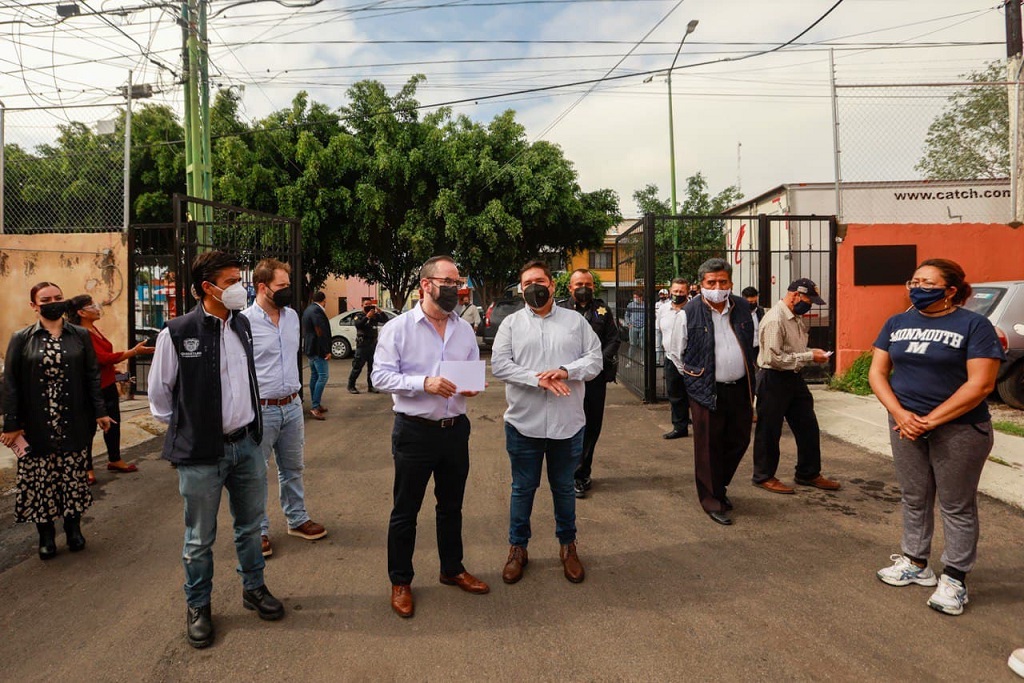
[736,141,742,191]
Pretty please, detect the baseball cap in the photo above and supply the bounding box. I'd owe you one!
[658,288,669,295]
[787,278,825,305]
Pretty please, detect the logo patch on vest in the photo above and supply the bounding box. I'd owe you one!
[180,338,202,358]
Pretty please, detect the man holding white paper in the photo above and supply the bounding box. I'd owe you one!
[491,260,603,586]
[751,278,841,494]
[371,255,489,619]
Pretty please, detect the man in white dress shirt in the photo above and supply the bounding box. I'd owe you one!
[491,260,603,585]
[372,255,489,618]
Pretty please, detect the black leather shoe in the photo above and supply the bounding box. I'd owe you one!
[37,522,57,560]
[707,511,733,526]
[186,604,214,648]
[663,429,689,440]
[347,386,360,394]
[722,496,734,511]
[573,480,586,499]
[242,585,285,621]
[64,515,86,552]
[368,387,380,394]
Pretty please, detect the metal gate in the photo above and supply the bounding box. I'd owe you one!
[127,195,301,395]
[614,213,837,402]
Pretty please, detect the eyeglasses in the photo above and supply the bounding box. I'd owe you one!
[425,277,463,287]
[905,280,946,291]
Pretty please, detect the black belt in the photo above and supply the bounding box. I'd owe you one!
[223,426,249,443]
[260,392,298,406]
[397,413,465,429]
[716,380,742,386]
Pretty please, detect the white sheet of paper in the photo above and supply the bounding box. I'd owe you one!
[439,360,486,393]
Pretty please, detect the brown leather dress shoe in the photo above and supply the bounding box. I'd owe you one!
[560,542,585,583]
[287,520,328,540]
[502,545,528,584]
[391,585,414,618]
[755,477,795,494]
[261,535,273,558]
[795,474,842,491]
[440,571,490,594]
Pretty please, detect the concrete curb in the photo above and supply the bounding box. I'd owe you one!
[812,386,1024,510]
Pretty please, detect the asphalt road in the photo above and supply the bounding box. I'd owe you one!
[0,359,1022,682]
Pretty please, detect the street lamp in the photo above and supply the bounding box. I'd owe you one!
[668,19,698,276]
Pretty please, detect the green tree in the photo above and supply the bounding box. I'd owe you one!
[917,61,1009,180]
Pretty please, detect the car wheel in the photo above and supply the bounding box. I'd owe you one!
[331,336,352,360]
[996,361,1024,410]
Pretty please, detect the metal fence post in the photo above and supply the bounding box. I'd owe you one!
[757,213,771,301]
[643,213,657,403]
[0,99,5,234]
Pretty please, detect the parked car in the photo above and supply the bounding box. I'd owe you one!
[481,295,525,348]
[962,280,1024,409]
[328,308,400,359]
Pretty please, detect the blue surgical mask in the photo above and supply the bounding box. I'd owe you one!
[909,287,946,311]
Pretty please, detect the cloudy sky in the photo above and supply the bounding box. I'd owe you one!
[0,0,1010,214]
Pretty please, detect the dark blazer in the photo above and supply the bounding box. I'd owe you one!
[2,321,108,454]
[302,303,331,358]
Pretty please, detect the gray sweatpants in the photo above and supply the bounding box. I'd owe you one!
[888,416,993,574]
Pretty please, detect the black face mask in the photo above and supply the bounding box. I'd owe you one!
[793,300,812,316]
[573,287,593,305]
[39,301,67,321]
[270,287,292,309]
[748,301,758,311]
[671,294,687,305]
[435,285,459,313]
[524,283,551,309]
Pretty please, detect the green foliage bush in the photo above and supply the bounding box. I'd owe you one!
[829,351,874,396]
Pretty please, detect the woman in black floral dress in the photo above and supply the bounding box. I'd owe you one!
[1,282,113,559]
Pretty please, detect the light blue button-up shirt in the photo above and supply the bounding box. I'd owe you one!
[491,304,603,440]
[371,304,480,420]
[241,302,301,401]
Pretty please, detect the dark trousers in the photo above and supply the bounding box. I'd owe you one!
[689,382,753,513]
[663,359,690,433]
[86,383,122,470]
[349,344,375,389]
[752,369,821,483]
[387,414,470,585]
[576,377,607,481]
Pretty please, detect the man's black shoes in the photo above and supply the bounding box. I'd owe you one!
[574,480,586,499]
[707,510,733,526]
[347,386,360,394]
[186,605,214,648]
[663,429,689,440]
[242,585,285,621]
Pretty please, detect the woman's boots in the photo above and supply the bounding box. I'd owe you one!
[64,515,86,552]
[36,522,57,560]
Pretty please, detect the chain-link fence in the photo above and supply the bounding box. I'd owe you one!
[2,103,126,233]
[834,79,1011,224]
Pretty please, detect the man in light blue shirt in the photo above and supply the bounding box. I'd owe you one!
[372,255,490,618]
[242,259,327,560]
[491,260,603,586]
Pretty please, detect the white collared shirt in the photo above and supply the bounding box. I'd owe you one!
[148,304,255,434]
[490,304,603,439]
[666,298,748,383]
[371,304,480,420]
[658,305,684,353]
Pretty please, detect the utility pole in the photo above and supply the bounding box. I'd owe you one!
[123,70,132,233]
[1007,0,1024,225]
[0,99,5,234]
[667,19,698,277]
[181,0,212,228]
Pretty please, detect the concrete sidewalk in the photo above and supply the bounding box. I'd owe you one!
[813,385,1024,509]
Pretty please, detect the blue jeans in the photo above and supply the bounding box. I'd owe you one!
[505,423,584,547]
[259,399,309,534]
[308,356,329,409]
[176,432,267,608]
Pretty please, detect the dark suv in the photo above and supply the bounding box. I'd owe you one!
[481,295,525,348]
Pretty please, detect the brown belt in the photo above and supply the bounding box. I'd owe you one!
[260,392,298,406]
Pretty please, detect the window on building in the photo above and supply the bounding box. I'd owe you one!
[589,249,613,270]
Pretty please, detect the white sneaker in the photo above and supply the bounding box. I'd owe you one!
[927,575,968,615]
[876,554,937,587]
[1008,648,1024,678]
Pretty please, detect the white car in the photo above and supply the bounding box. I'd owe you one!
[328,308,400,359]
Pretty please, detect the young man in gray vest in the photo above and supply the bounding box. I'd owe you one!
[149,251,284,649]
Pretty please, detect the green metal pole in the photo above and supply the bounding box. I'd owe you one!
[667,20,698,279]
[181,1,193,201]
[199,0,212,224]
[187,0,205,238]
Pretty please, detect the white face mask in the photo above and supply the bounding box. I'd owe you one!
[701,288,731,304]
[213,282,248,310]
